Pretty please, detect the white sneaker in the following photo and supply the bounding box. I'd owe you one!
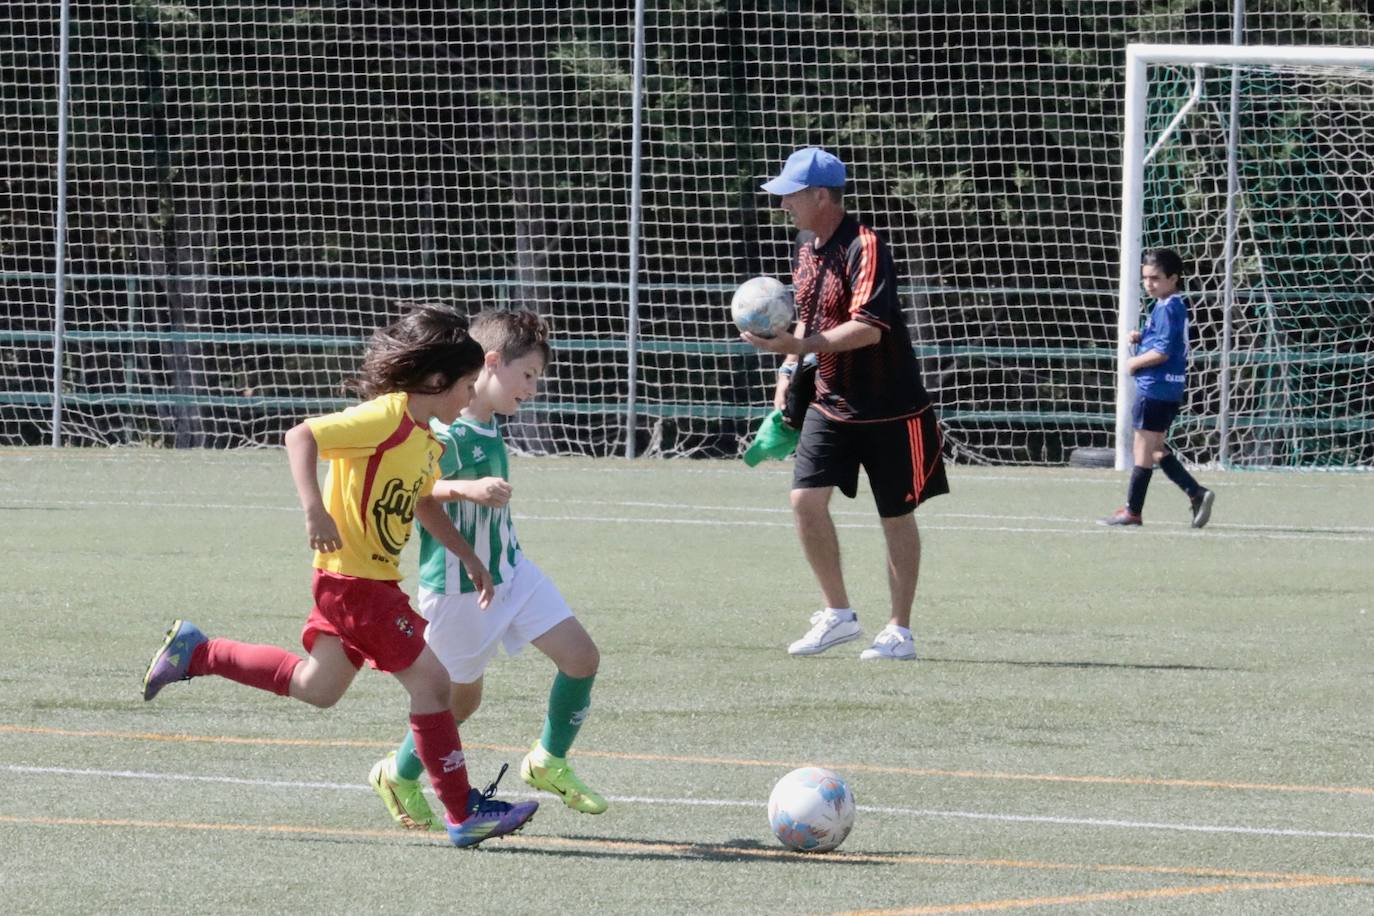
[859,624,917,661]
[787,610,862,656]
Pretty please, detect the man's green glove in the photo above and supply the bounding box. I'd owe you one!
[743,409,800,467]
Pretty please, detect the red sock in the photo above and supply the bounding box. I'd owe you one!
[189,638,301,697]
[409,711,473,823]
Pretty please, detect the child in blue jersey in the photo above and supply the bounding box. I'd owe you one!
[1101,249,1215,528]
[368,308,607,830]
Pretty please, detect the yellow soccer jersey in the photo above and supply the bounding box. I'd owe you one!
[305,391,441,581]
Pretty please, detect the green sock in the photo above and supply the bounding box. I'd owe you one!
[393,728,425,782]
[539,671,595,758]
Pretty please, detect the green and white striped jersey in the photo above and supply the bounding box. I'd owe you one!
[418,415,522,595]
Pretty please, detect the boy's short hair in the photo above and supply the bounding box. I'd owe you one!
[353,301,484,399]
[470,309,552,367]
[1143,248,1185,279]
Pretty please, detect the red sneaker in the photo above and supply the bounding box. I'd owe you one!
[1097,508,1142,527]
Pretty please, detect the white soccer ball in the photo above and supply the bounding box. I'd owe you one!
[731,276,794,338]
[767,766,856,853]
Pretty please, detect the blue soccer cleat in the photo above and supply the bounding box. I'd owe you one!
[141,619,208,701]
[446,763,539,848]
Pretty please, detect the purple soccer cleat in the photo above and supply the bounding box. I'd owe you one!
[141,619,208,701]
[446,763,539,848]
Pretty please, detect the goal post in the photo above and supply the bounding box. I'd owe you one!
[1117,44,1374,471]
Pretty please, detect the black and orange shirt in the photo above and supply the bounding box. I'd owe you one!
[305,391,441,581]
[792,213,931,422]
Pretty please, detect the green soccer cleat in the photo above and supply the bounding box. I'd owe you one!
[368,751,438,831]
[520,743,608,815]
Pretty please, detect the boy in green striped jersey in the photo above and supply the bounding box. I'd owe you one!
[369,309,607,829]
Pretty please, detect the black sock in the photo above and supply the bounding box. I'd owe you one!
[1126,466,1153,516]
[1158,453,1201,498]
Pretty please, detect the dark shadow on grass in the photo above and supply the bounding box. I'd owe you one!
[0,505,85,511]
[261,833,882,864]
[474,834,883,865]
[924,656,1241,672]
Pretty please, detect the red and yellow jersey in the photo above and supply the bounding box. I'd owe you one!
[305,391,441,581]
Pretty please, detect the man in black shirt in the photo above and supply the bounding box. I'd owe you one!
[743,147,949,661]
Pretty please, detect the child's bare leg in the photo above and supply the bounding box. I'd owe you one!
[531,618,599,678]
[287,635,359,708]
[449,678,483,723]
[1133,429,1166,466]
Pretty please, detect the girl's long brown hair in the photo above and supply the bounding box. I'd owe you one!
[352,301,485,399]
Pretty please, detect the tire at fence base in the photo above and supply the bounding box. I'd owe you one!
[1068,447,1115,468]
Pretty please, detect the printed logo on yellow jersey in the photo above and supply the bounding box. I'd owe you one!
[371,472,429,557]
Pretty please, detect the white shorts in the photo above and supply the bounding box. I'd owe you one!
[417,558,573,684]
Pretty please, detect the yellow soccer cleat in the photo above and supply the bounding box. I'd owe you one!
[368,752,438,830]
[520,743,608,815]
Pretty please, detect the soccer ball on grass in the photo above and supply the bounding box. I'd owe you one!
[731,276,794,338]
[767,766,856,852]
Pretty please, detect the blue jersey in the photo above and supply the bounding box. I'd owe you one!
[1135,293,1188,403]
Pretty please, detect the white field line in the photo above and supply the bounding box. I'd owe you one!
[3,496,1373,543]
[3,450,1373,491]
[6,763,1373,842]
[516,514,1374,544]
[521,497,1374,536]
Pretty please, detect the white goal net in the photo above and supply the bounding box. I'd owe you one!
[1118,45,1374,470]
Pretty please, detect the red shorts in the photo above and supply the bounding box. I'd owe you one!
[302,570,429,673]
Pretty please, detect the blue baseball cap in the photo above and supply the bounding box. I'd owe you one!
[761,147,846,196]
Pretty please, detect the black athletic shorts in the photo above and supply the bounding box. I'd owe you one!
[1132,394,1181,433]
[792,406,950,518]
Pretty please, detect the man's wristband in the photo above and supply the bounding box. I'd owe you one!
[778,362,796,378]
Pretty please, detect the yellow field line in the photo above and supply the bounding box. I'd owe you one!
[0,813,414,842]
[509,837,1373,887]
[829,877,1363,915]
[2,813,1369,890]
[5,723,1373,798]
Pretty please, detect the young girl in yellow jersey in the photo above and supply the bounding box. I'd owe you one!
[140,303,538,847]
[368,310,606,832]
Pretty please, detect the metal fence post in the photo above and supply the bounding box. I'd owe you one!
[48,0,74,446]
[623,0,647,458]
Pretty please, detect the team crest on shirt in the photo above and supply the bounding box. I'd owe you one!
[471,445,486,463]
[395,615,415,638]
